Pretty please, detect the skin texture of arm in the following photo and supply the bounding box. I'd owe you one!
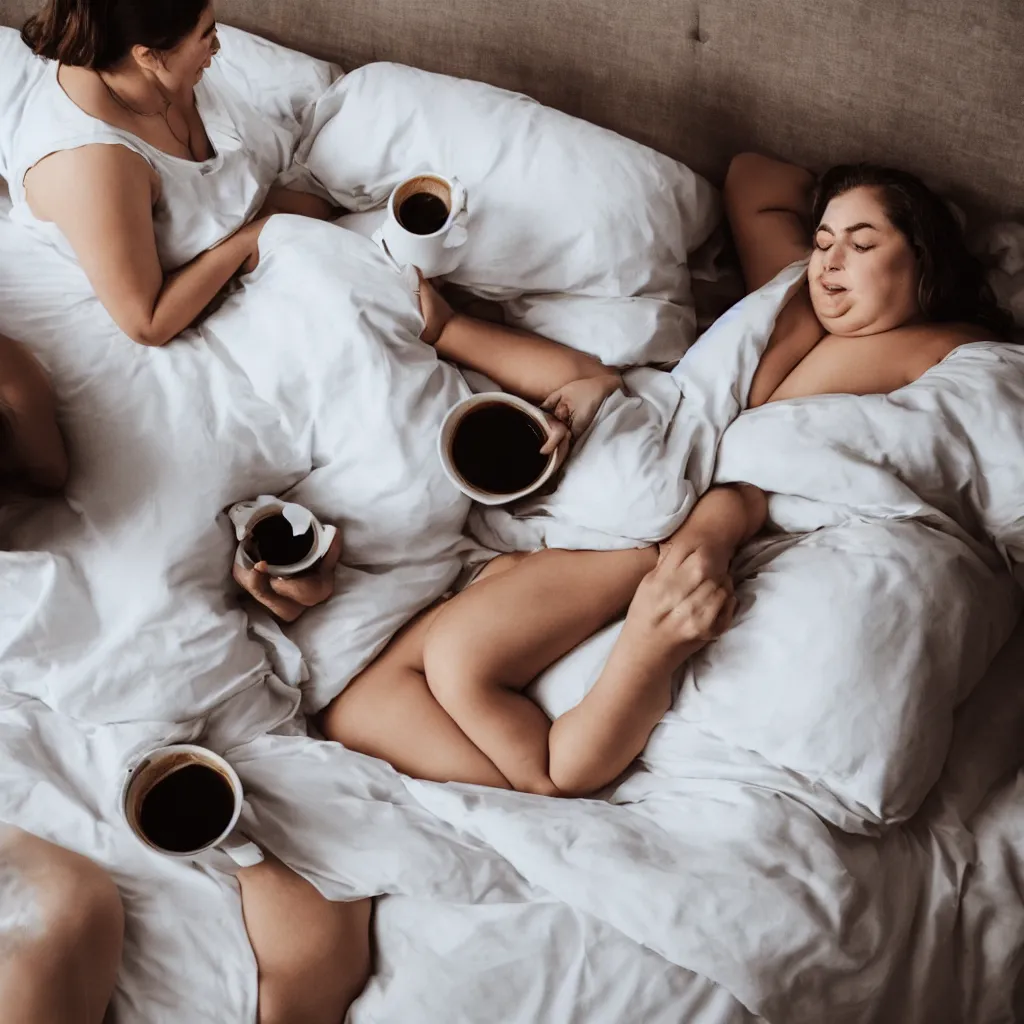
[257,185,340,221]
[24,145,264,347]
[723,152,825,407]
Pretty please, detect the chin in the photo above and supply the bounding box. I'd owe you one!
[810,295,853,326]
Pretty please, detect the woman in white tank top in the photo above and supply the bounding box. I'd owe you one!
[15,0,338,349]
[12,3,373,1018]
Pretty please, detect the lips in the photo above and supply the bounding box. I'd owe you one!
[819,280,846,295]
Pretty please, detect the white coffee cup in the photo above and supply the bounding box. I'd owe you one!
[120,744,263,867]
[229,498,336,579]
[377,172,468,278]
[438,392,561,506]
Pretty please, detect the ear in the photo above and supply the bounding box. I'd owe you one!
[130,43,165,73]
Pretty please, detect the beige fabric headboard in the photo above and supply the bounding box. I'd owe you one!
[2,0,1022,217]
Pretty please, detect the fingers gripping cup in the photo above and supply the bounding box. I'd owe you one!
[438,393,561,506]
[121,745,263,867]
[376,172,468,278]
[228,497,337,579]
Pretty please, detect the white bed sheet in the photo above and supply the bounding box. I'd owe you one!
[4,73,1024,1022]
[0,156,749,1023]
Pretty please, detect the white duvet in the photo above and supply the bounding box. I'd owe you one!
[2,30,1024,1024]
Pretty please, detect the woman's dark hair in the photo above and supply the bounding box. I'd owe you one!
[22,0,208,71]
[812,163,1012,338]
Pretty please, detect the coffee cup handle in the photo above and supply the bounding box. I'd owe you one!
[448,177,467,216]
[219,830,264,868]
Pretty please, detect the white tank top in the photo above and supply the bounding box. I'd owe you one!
[8,58,295,270]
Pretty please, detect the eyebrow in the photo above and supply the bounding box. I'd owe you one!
[816,221,879,235]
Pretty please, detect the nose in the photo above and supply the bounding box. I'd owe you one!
[823,245,844,273]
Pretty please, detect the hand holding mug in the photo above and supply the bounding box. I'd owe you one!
[541,373,623,439]
[416,272,455,345]
[233,529,343,623]
[378,173,468,279]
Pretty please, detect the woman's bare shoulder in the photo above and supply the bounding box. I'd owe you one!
[25,143,157,221]
[899,322,995,384]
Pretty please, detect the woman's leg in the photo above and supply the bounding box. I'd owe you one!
[324,547,676,795]
[421,547,658,794]
[321,555,534,790]
[237,855,372,1024]
[323,484,763,798]
[322,600,512,789]
[420,485,764,796]
[0,826,124,1024]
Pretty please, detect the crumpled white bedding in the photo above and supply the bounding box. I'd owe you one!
[297,61,719,367]
[3,30,1024,1024]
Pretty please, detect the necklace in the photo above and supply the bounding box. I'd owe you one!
[97,72,198,161]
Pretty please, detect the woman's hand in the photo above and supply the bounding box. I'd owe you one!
[623,545,736,668]
[233,529,343,623]
[417,272,456,344]
[541,373,623,439]
[538,410,571,462]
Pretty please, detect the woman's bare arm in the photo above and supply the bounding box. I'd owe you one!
[548,483,767,795]
[723,153,826,406]
[418,278,617,403]
[434,314,617,403]
[258,185,340,221]
[25,146,264,347]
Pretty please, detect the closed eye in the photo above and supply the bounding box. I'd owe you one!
[852,243,875,253]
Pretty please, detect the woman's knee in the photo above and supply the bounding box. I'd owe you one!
[38,847,124,959]
[1,831,123,961]
[420,603,493,706]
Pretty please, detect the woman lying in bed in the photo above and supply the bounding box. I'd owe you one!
[236,155,1010,800]
[15,0,337,348]
[725,153,1009,405]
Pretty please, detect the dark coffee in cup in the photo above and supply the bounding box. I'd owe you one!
[450,401,549,495]
[398,193,450,235]
[138,761,236,854]
[394,175,452,235]
[247,512,315,567]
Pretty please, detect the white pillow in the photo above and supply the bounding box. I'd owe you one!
[653,522,1020,829]
[298,62,720,366]
[214,24,340,139]
[0,27,49,183]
